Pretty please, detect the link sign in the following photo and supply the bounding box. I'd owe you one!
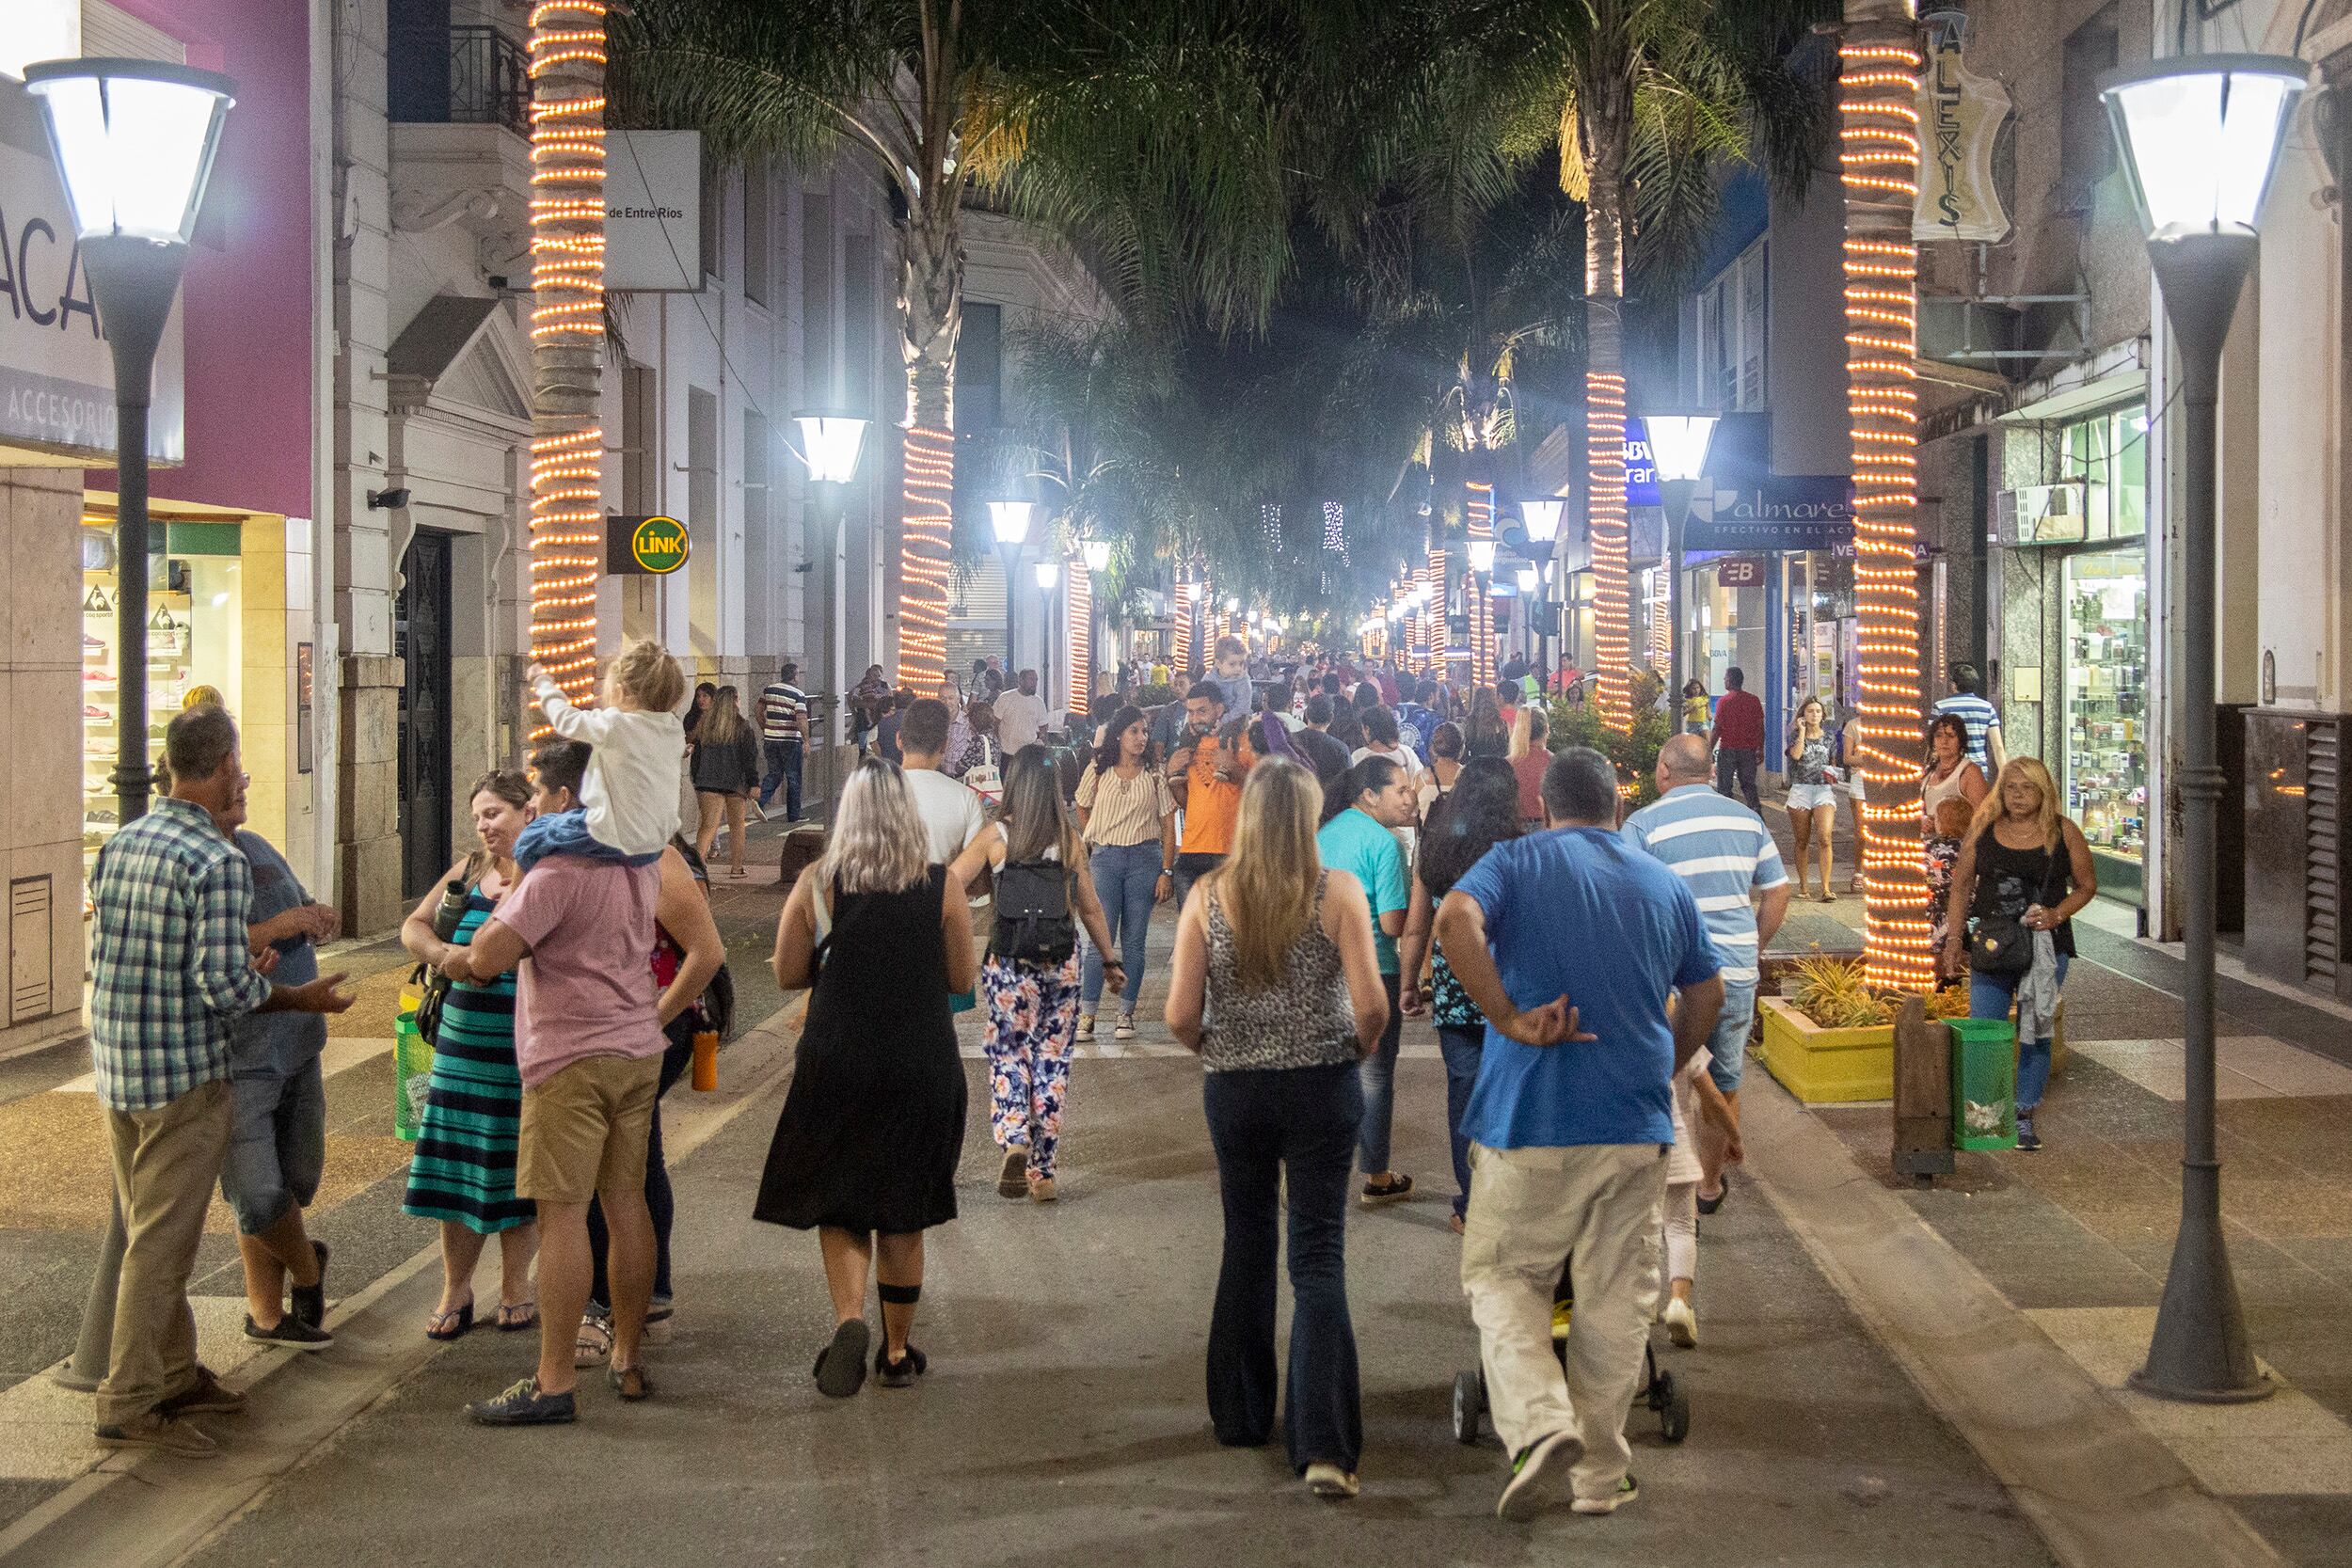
[607,514,690,575]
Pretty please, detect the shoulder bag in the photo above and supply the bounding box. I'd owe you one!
[1968,843,2058,976]
[409,850,487,1045]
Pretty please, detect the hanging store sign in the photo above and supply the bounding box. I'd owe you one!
[1688,476,1855,552]
[608,514,691,575]
[1623,419,1661,507]
[1716,557,1767,589]
[1914,13,2013,244]
[605,130,703,293]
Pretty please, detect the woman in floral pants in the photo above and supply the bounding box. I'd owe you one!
[952,746,1123,1202]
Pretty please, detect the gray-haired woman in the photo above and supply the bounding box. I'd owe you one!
[755,757,979,1397]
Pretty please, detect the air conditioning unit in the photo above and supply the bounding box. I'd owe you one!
[1995,481,2090,546]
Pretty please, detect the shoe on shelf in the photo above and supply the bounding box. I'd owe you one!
[465,1376,577,1427]
[94,1414,218,1459]
[290,1241,329,1329]
[157,1367,245,1418]
[1571,1475,1641,1516]
[244,1313,331,1351]
[1662,1295,1698,1349]
[1305,1462,1359,1499]
[998,1147,1030,1198]
[1497,1429,1582,1521]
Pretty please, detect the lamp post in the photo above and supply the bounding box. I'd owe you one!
[990,499,1037,672]
[2104,52,2307,1405]
[791,410,870,821]
[1643,413,1720,715]
[1033,558,1061,719]
[1467,538,1497,688]
[24,57,233,826]
[1520,498,1565,688]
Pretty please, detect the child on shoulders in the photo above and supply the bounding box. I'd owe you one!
[514,640,689,871]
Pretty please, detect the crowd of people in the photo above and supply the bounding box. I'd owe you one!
[67,627,2090,1524]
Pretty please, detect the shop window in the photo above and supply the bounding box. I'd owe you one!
[2056,402,2148,543]
[2064,549,2147,869]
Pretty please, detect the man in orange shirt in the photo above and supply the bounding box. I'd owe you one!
[1168,686,1248,911]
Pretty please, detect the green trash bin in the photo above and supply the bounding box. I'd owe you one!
[1948,1018,2017,1150]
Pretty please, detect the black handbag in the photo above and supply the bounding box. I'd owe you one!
[1969,845,2058,975]
[991,860,1076,965]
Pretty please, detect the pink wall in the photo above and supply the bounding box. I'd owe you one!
[86,0,313,520]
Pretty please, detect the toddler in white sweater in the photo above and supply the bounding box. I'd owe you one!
[514,640,688,870]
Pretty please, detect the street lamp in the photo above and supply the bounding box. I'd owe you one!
[990,499,1037,671]
[1033,559,1061,713]
[1644,413,1719,712]
[1080,537,1112,572]
[24,56,233,826]
[794,413,869,485]
[788,410,871,820]
[2105,51,2306,1406]
[1518,499,1566,677]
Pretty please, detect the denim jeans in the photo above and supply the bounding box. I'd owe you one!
[759,738,804,820]
[1083,841,1160,1012]
[219,1054,327,1234]
[1707,975,1759,1095]
[1715,747,1760,812]
[1357,972,1404,1176]
[1172,851,1225,914]
[587,1027,695,1311]
[1969,954,2070,1111]
[1201,1060,1364,1475]
[1437,1023,1484,1219]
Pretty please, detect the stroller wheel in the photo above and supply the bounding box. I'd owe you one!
[1658,1371,1691,1445]
[1452,1370,1485,1446]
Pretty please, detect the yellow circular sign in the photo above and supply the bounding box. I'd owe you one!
[630,515,689,574]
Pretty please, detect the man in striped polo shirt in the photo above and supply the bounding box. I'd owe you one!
[1930,662,2005,773]
[1622,734,1790,1212]
[757,661,808,823]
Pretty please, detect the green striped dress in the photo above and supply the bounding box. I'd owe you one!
[401,895,533,1233]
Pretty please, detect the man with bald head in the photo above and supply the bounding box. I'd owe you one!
[1621,734,1790,1217]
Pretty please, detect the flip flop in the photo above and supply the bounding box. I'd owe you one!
[496,1300,538,1332]
[425,1301,475,1341]
[814,1320,870,1399]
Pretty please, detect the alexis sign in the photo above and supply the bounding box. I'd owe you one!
[607,515,691,575]
[1914,12,2012,244]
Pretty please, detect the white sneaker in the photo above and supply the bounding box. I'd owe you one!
[1498,1429,1581,1521]
[1663,1295,1697,1349]
[1305,1462,1359,1498]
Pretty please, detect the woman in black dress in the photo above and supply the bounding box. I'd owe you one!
[758,757,977,1397]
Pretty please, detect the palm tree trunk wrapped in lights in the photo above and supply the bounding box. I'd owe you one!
[1466,482,1497,689]
[526,0,610,721]
[1067,560,1092,699]
[1839,3,1933,990]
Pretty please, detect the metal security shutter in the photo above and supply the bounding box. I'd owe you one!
[2307,720,2342,987]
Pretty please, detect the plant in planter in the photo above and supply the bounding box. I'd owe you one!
[1547,696,1671,806]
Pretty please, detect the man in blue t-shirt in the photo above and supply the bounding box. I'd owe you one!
[1436,747,1724,1524]
[1316,755,1417,1204]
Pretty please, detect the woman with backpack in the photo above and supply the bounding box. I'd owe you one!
[948,745,1125,1201]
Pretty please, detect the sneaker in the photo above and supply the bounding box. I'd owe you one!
[1305,1462,1359,1499]
[1498,1429,1582,1521]
[1662,1295,1698,1349]
[290,1241,329,1330]
[94,1414,218,1459]
[156,1367,245,1418]
[1076,1014,1096,1042]
[1550,1300,1573,1342]
[50,1364,100,1393]
[2016,1115,2042,1152]
[1571,1475,1641,1515]
[1114,1014,1136,1042]
[1696,1171,1730,1214]
[1359,1173,1414,1206]
[465,1376,577,1427]
[244,1313,332,1351]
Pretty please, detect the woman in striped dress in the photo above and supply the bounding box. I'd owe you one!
[400,771,540,1338]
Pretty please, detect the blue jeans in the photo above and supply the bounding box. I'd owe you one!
[1357,972,1404,1177]
[1707,976,1759,1095]
[1437,1023,1484,1219]
[1201,1060,1364,1475]
[1969,954,2070,1111]
[1172,851,1224,914]
[758,739,803,819]
[513,808,661,873]
[1082,842,1159,1012]
[219,1055,326,1234]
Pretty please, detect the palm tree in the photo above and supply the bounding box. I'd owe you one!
[611,0,1297,693]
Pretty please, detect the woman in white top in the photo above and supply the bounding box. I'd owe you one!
[1072,705,1176,1043]
[948,746,1121,1202]
[1784,697,1840,901]
[1917,713,1989,832]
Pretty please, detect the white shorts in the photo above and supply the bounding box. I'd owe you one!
[1787,782,1841,812]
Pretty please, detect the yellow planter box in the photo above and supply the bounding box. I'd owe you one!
[1757,995,1895,1104]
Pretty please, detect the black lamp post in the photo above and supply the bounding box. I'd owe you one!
[2103,52,2308,1404]
[24,57,234,825]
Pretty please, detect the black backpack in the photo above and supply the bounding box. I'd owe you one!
[990,860,1076,965]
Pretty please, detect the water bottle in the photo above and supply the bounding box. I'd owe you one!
[691,1029,719,1091]
[428,879,470,942]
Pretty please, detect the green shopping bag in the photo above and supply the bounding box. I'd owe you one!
[393,1011,436,1142]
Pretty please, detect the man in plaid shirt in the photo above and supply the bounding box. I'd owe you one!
[87,706,352,1458]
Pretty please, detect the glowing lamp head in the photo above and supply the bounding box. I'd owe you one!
[1467,539,1497,574]
[1185,579,1206,603]
[988,500,1036,547]
[1033,560,1060,591]
[1224,595,1240,612]
[1643,414,1721,484]
[1080,538,1111,571]
[792,412,869,485]
[1516,566,1538,593]
[2101,55,2308,243]
[23,57,235,245]
[1519,498,1566,543]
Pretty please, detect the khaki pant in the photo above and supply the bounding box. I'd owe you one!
[516,1053,661,1205]
[1460,1141,1667,1501]
[98,1078,233,1428]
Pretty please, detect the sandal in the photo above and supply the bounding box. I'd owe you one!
[496,1300,538,1332]
[997,1148,1030,1198]
[425,1301,475,1341]
[874,1343,929,1389]
[814,1319,870,1398]
[574,1312,613,1369]
[609,1361,654,1402]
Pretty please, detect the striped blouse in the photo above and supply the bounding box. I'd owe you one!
[1074,763,1175,848]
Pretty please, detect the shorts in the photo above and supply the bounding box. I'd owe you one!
[1787,783,1840,812]
[1708,976,1759,1094]
[517,1053,663,1205]
[218,1056,326,1233]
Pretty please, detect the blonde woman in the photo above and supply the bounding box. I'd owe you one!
[1165,756,1390,1500]
[1943,757,2097,1152]
[690,685,760,875]
[757,757,978,1396]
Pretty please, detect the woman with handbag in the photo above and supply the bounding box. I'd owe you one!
[1943,757,2098,1152]
[948,745,1124,1202]
[1072,705,1175,1045]
[400,770,541,1338]
[690,686,761,877]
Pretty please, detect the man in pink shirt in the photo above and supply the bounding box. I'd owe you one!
[439,739,664,1424]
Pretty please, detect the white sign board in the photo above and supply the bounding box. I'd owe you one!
[605,130,702,293]
[0,91,184,465]
[1914,16,2013,244]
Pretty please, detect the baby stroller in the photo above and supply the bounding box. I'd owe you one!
[1451,1265,1691,1447]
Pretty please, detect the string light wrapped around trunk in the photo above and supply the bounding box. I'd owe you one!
[1466,483,1497,689]
[1067,559,1091,703]
[526,0,608,722]
[898,425,953,690]
[1174,574,1196,673]
[1422,550,1446,673]
[1840,16,1933,990]
[1586,372,1631,730]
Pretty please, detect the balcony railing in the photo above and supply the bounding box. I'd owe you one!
[388,24,530,137]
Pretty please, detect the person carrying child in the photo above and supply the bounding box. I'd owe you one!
[516,641,690,872]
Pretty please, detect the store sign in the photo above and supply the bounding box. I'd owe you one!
[0,107,186,464]
[1914,14,2013,244]
[1717,557,1766,589]
[1687,476,1855,551]
[604,130,702,293]
[1623,419,1661,507]
[609,514,690,575]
